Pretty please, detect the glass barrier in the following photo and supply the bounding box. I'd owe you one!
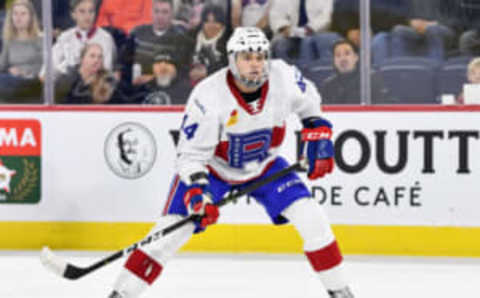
[318,0,362,104]
[4,0,479,105]
[48,0,119,104]
[369,0,480,105]
[45,0,231,105]
[49,0,232,105]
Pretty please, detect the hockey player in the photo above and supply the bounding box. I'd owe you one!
[108,27,354,298]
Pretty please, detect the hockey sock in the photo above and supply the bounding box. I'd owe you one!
[282,199,349,291]
[305,240,342,272]
[305,241,349,290]
[110,250,163,298]
[125,249,163,285]
[110,215,195,297]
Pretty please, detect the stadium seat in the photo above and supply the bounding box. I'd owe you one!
[302,58,335,90]
[390,25,448,63]
[272,37,299,66]
[436,56,472,99]
[272,33,341,69]
[272,37,314,68]
[372,32,391,66]
[310,32,343,61]
[377,57,439,104]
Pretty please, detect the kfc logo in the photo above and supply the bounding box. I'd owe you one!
[104,122,157,179]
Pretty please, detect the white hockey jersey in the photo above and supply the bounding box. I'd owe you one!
[176,59,323,184]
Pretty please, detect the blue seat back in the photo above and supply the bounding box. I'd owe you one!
[303,59,335,90]
[436,56,472,98]
[378,57,439,103]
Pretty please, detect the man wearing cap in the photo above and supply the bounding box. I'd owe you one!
[133,50,191,105]
[130,0,194,85]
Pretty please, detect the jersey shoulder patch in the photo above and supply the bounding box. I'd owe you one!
[270,60,307,93]
[293,66,307,93]
[187,71,226,115]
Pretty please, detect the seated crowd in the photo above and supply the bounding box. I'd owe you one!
[0,0,479,105]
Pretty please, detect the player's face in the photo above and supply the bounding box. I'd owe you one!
[235,51,267,85]
[72,0,95,31]
[12,4,31,31]
[153,2,173,31]
[468,67,480,84]
[334,43,358,74]
[81,45,103,74]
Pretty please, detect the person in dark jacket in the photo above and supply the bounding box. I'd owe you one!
[55,43,126,104]
[189,4,229,86]
[132,49,191,105]
[331,0,409,47]
[321,39,393,104]
[130,0,194,85]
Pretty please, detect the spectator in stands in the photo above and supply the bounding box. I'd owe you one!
[172,0,231,35]
[0,0,42,78]
[95,0,152,34]
[331,0,409,47]
[456,0,480,56]
[269,0,337,62]
[55,43,125,104]
[231,0,272,36]
[173,0,204,33]
[130,0,194,85]
[456,57,480,104]
[389,0,455,61]
[132,49,191,104]
[321,39,392,104]
[189,4,228,85]
[0,0,42,102]
[42,0,116,79]
[269,0,333,39]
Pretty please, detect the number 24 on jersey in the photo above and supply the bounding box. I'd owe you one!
[180,115,199,140]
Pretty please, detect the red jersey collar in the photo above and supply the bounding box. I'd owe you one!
[226,71,269,115]
[75,27,98,40]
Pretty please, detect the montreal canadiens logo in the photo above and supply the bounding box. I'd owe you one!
[104,122,157,179]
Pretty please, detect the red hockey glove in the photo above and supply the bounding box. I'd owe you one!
[183,184,219,228]
[300,118,335,180]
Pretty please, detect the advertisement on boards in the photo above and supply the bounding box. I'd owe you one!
[0,110,477,228]
[0,119,41,204]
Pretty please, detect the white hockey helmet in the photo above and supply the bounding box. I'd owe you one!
[226,27,270,88]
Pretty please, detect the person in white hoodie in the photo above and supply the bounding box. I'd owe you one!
[40,0,116,79]
[269,0,333,38]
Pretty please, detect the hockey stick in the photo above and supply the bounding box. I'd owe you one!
[40,162,302,280]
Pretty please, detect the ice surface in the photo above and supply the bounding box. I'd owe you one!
[1,251,479,298]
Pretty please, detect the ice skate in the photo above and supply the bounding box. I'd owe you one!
[108,290,124,298]
[328,286,354,298]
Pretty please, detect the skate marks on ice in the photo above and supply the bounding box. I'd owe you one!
[0,252,479,298]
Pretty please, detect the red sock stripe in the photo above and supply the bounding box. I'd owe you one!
[125,249,163,285]
[305,240,343,272]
